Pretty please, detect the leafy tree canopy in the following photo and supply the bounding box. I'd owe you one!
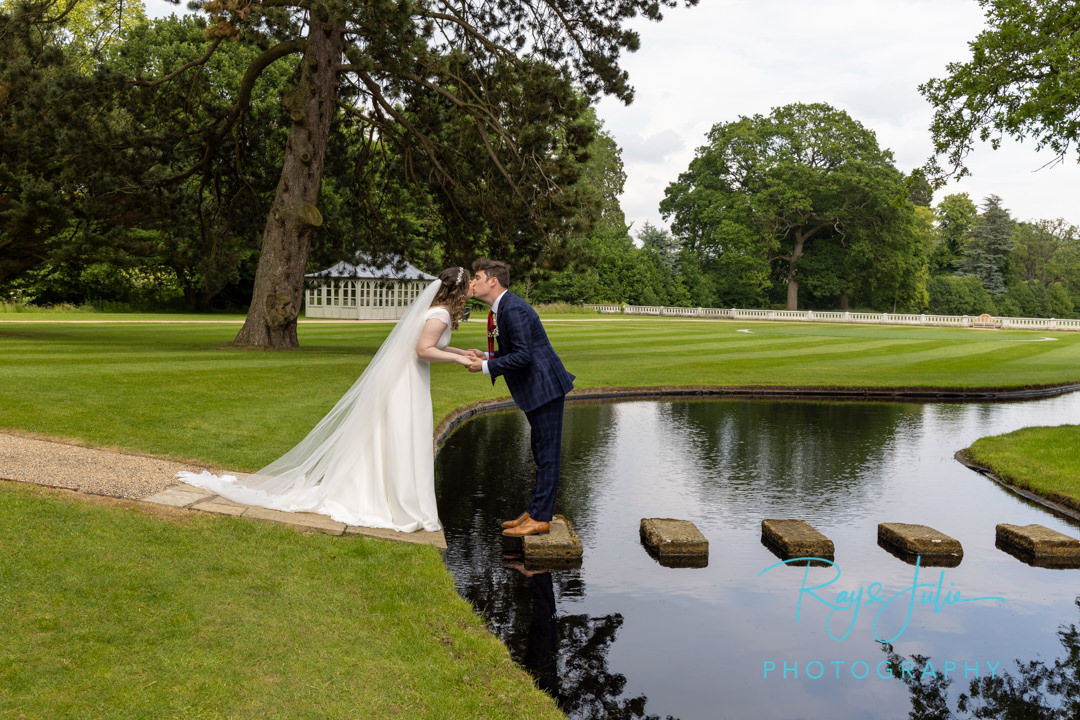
[660,102,918,310]
[920,0,1080,181]
[0,0,147,63]
[153,0,699,346]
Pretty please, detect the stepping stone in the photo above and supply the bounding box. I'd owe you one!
[761,519,835,561]
[878,522,963,567]
[511,516,582,562]
[142,485,214,508]
[640,518,708,566]
[996,524,1080,568]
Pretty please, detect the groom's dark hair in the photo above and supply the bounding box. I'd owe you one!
[472,258,510,288]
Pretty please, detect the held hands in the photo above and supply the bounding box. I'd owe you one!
[464,348,488,373]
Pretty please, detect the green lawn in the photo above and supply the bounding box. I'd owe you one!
[2,314,1080,718]
[0,482,559,720]
[963,424,1080,514]
[3,317,1079,470]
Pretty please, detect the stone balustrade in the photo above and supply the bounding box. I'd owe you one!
[584,305,1080,332]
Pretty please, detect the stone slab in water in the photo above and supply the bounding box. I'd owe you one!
[649,552,709,569]
[507,516,582,560]
[878,522,963,565]
[640,518,709,558]
[996,524,1080,568]
[761,519,835,561]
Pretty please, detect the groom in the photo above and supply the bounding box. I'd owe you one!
[466,259,575,537]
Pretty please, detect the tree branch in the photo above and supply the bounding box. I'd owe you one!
[352,70,458,189]
[133,38,224,87]
[213,38,307,144]
[163,39,307,185]
[341,62,520,156]
[420,10,516,59]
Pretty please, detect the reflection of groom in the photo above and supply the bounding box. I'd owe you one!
[466,258,575,537]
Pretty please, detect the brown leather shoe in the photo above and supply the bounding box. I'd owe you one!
[501,512,530,529]
[502,518,550,537]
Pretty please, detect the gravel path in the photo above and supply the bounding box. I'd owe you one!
[0,431,197,500]
[0,431,447,548]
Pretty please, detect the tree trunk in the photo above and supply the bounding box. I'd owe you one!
[785,229,807,311]
[233,15,344,347]
[839,290,849,310]
[786,273,800,310]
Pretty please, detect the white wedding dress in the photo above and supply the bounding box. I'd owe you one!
[177,280,447,532]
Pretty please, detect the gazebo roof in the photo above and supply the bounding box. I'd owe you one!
[306,260,435,280]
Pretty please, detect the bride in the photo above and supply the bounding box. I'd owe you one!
[177,266,472,531]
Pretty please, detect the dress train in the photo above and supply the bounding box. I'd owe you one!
[178,280,446,531]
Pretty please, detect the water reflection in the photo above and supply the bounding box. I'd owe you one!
[436,394,1080,720]
[884,597,1080,718]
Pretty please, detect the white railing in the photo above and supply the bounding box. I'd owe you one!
[584,305,1080,332]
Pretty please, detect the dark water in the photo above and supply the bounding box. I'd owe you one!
[436,394,1080,720]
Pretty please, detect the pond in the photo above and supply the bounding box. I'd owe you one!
[436,392,1080,720]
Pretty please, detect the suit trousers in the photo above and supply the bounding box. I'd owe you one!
[523,395,565,522]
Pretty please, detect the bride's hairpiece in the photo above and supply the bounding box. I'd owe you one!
[444,267,464,287]
[441,267,466,289]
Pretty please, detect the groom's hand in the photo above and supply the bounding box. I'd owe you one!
[466,357,484,373]
[465,348,487,360]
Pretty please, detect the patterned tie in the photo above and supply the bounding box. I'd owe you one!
[487,310,495,356]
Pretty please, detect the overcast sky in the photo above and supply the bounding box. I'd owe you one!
[594,0,1080,236]
[145,0,1079,235]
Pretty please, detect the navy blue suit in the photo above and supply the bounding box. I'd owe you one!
[488,292,574,522]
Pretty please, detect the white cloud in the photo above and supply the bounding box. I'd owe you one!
[617,129,686,164]
[596,0,1080,234]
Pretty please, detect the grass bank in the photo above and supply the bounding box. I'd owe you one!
[962,424,1080,515]
[0,482,561,720]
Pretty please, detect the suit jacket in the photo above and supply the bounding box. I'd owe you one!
[488,292,575,413]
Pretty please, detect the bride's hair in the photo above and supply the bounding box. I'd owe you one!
[431,266,470,329]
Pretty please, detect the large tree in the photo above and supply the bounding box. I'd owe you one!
[660,102,916,310]
[1010,218,1078,286]
[0,2,137,284]
[134,0,696,347]
[920,0,1080,180]
[959,194,1014,295]
[931,192,978,274]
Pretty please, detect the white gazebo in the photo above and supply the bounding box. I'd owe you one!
[304,260,436,319]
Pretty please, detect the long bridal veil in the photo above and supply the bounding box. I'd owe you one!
[178,278,444,531]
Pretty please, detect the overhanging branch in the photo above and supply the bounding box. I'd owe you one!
[133,38,224,87]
